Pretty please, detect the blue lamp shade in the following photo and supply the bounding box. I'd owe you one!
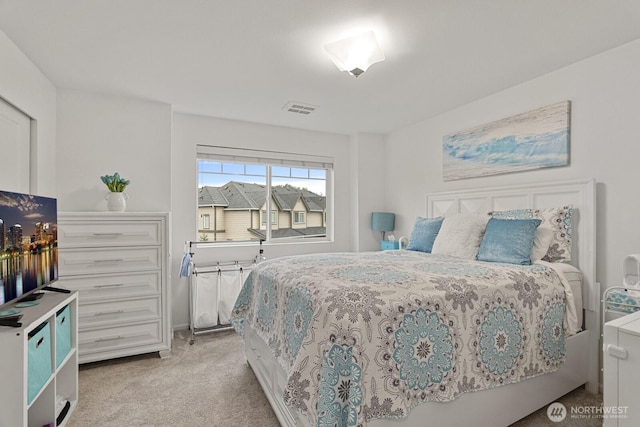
[371,212,395,232]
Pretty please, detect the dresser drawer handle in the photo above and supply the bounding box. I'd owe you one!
[92,233,124,237]
[94,310,125,316]
[95,336,125,343]
[606,344,628,360]
[93,283,125,289]
[93,258,124,263]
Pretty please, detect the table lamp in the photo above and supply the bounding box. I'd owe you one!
[371,212,395,249]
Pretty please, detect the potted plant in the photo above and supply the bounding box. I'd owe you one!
[101,172,130,211]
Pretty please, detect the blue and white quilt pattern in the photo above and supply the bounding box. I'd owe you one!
[231,251,567,427]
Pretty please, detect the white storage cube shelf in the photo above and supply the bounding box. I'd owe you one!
[0,291,78,427]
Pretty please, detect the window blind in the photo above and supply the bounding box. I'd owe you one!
[197,145,334,169]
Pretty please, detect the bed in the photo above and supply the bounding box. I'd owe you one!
[231,179,599,427]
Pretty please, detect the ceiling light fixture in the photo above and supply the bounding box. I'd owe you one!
[324,30,385,77]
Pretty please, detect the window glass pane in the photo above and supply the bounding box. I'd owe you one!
[222,162,245,175]
[271,165,327,240]
[246,164,266,176]
[199,161,221,173]
[309,169,326,180]
[291,168,308,179]
[198,160,266,242]
[272,166,290,177]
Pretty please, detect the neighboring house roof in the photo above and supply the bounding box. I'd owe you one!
[221,181,262,210]
[198,186,228,207]
[301,194,325,212]
[248,226,326,240]
[199,181,325,212]
[272,192,299,212]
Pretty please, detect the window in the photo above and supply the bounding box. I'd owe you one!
[202,214,210,229]
[261,210,277,226]
[197,145,333,243]
[293,211,305,224]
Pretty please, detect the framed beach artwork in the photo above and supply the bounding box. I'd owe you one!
[442,101,570,181]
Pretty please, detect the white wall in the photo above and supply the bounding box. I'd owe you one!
[171,112,354,328]
[0,29,56,196]
[350,133,389,252]
[385,38,640,296]
[56,89,172,212]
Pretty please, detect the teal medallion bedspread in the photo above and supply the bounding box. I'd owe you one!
[231,250,569,427]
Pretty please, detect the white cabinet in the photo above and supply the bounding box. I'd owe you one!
[603,310,640,426]
[57,212,171,363]
[0,291,78,427]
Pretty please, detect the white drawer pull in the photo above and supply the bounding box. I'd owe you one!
[93,283,125,289]
[95,336,125,343]
[93,258,124,263]
[94,310,125,316]
[607,344,628,360]
[92,233,124,237]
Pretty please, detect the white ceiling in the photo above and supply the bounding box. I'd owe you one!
[1,1,639,135]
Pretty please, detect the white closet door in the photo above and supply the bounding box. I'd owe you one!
[0,98,30,193]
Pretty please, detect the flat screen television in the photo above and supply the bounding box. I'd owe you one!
[0,189,58,311]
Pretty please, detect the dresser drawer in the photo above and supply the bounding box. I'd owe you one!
[59,219,162,248]
[57,272,161,301]
[59,247,161,276]
[78,321,162,356]
[78,297,161,329]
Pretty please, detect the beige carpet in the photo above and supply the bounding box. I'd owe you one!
[67,330,603,427]
[67,329,279,427]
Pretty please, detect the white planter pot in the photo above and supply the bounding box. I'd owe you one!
[105,192,128,212]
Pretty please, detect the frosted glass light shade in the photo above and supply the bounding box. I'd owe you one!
[371,212,395,232]
[324,31,385,77]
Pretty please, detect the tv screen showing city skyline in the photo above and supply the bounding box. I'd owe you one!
[0,189,58,307]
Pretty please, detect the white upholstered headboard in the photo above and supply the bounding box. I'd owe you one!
[426,178,597,312]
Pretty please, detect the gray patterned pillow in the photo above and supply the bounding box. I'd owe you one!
[490,206,573,262]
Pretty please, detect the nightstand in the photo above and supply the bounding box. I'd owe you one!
[603,309,640,426]
[380,240,399,250]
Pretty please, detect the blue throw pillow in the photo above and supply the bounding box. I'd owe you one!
[406,217,444,253]
[477,218,542,265]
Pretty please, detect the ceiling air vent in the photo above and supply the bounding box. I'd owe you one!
[283,101,318,115]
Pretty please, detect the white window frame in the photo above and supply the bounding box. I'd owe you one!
[293,211,305,224]
[202,214,210,229]
[197,145,333,244]
[261,210,277,226]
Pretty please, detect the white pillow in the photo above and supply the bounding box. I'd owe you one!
[431,213,490,259]
[530,226,554,262]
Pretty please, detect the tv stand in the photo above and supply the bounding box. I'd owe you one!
[43,285,72,294]
[0,291,78,427]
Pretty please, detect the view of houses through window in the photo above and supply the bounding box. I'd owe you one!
[197,156,329,243]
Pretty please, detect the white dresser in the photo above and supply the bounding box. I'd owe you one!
[57,212,171,363]
[603,309,640,426]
